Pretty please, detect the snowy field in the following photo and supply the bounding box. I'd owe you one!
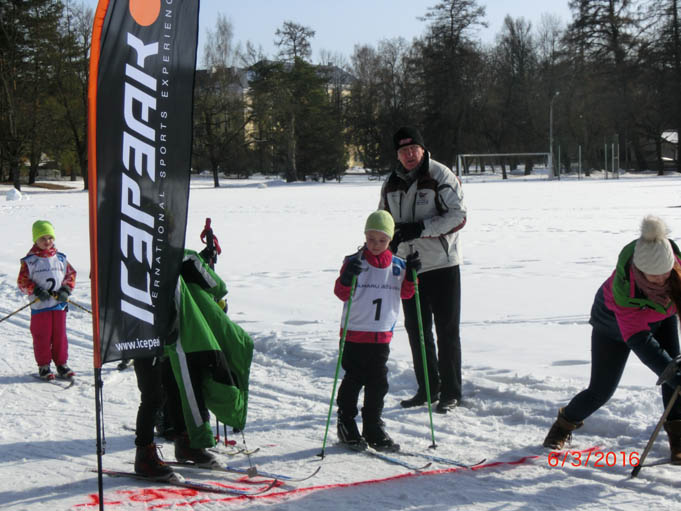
[1,172,680,510]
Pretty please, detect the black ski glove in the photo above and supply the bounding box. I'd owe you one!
[340,257,362,286]
[396,221,424,243]
[657,355,681,390]
[665,371,681,390]
[55,286,71,303]
[405,251,422,281]
[34,286,50,301]
[628,331,681,390]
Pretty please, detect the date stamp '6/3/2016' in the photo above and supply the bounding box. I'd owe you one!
[548,450,640,468]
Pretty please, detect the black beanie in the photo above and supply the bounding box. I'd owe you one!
[393,126,425,151]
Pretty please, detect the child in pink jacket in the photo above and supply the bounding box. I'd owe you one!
[334,210,420,452]
[17,220,76,380]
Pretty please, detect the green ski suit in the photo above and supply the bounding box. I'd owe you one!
[165,250,253,448]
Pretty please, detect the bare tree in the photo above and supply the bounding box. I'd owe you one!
[414,0,488,163]
[346,38,419,172]
[53,0,92,188]
[202,13,238,69]
[240,40,267,67]
[536,14,564,76]
[194,14,252,186]
[652,0,681,171]
[567,0,652,170]
[347,44,383,171]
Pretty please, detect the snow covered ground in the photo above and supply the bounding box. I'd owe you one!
[1,172,680,510]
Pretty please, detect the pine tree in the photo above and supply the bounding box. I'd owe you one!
[0,1,64,189]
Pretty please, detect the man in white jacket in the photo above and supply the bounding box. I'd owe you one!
[379,126,467,413]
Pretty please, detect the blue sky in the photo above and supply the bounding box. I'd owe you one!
[83,0,573,64]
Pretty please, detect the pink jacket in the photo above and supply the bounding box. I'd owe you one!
[334,248,415,344]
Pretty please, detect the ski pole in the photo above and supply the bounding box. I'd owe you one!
[410,244,437,449]
[237,428,258,477]
[632,385,680,477]
[632,356,681,477]
[318,256,360,459]
[67,298,92,314]
[0,298,38,323]
[49,291,92,314]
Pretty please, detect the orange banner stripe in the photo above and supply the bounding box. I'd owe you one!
[87,0,111,368]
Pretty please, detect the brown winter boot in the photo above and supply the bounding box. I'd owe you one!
[543,408,583,449]
[663,420,681,465]
[134,443,175,479]
[174,432,219,467]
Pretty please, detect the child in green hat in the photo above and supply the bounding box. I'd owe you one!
[333,210,421,451]
[17,220,77,380]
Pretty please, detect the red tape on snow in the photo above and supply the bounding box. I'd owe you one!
[77,447,601,509]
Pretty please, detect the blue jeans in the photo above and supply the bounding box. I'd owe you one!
[564,316,681,423]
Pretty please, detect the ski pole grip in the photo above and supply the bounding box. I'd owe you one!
[656,355,681,385]
[408,243,418,281]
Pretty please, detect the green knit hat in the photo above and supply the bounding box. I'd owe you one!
[32,220,56,243]
[364,210,395,239]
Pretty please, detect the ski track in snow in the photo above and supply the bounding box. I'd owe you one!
[1,175,681,510]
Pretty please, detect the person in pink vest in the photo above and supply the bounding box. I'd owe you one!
[17,220,76,380]
[543,216,681,465]
[333,210,420,452]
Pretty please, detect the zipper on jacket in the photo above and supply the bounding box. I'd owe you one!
[410,180,418,221]
[439,236,451,261]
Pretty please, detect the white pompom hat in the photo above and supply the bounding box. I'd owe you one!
[633,215,675,275]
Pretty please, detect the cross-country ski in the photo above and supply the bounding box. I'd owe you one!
[219,463,322,482]
[340,444,432,471]
[30,373,75,389]
[396,450,486,468]
[96,468,278,495]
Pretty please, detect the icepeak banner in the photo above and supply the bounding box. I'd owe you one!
[88,0,199,364]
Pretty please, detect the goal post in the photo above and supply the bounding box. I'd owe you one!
[455,152,551,179]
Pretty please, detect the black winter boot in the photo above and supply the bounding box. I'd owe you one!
[543,408,583,450]
[337,413,367,450]
[56,364,75,379]
[362,419,399,452]
[663,420,681,465]
[435,396,459,414]
[38,365,55,381]
[134,443,175,479]
[174,432,219,467]
[400,389,439,408]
